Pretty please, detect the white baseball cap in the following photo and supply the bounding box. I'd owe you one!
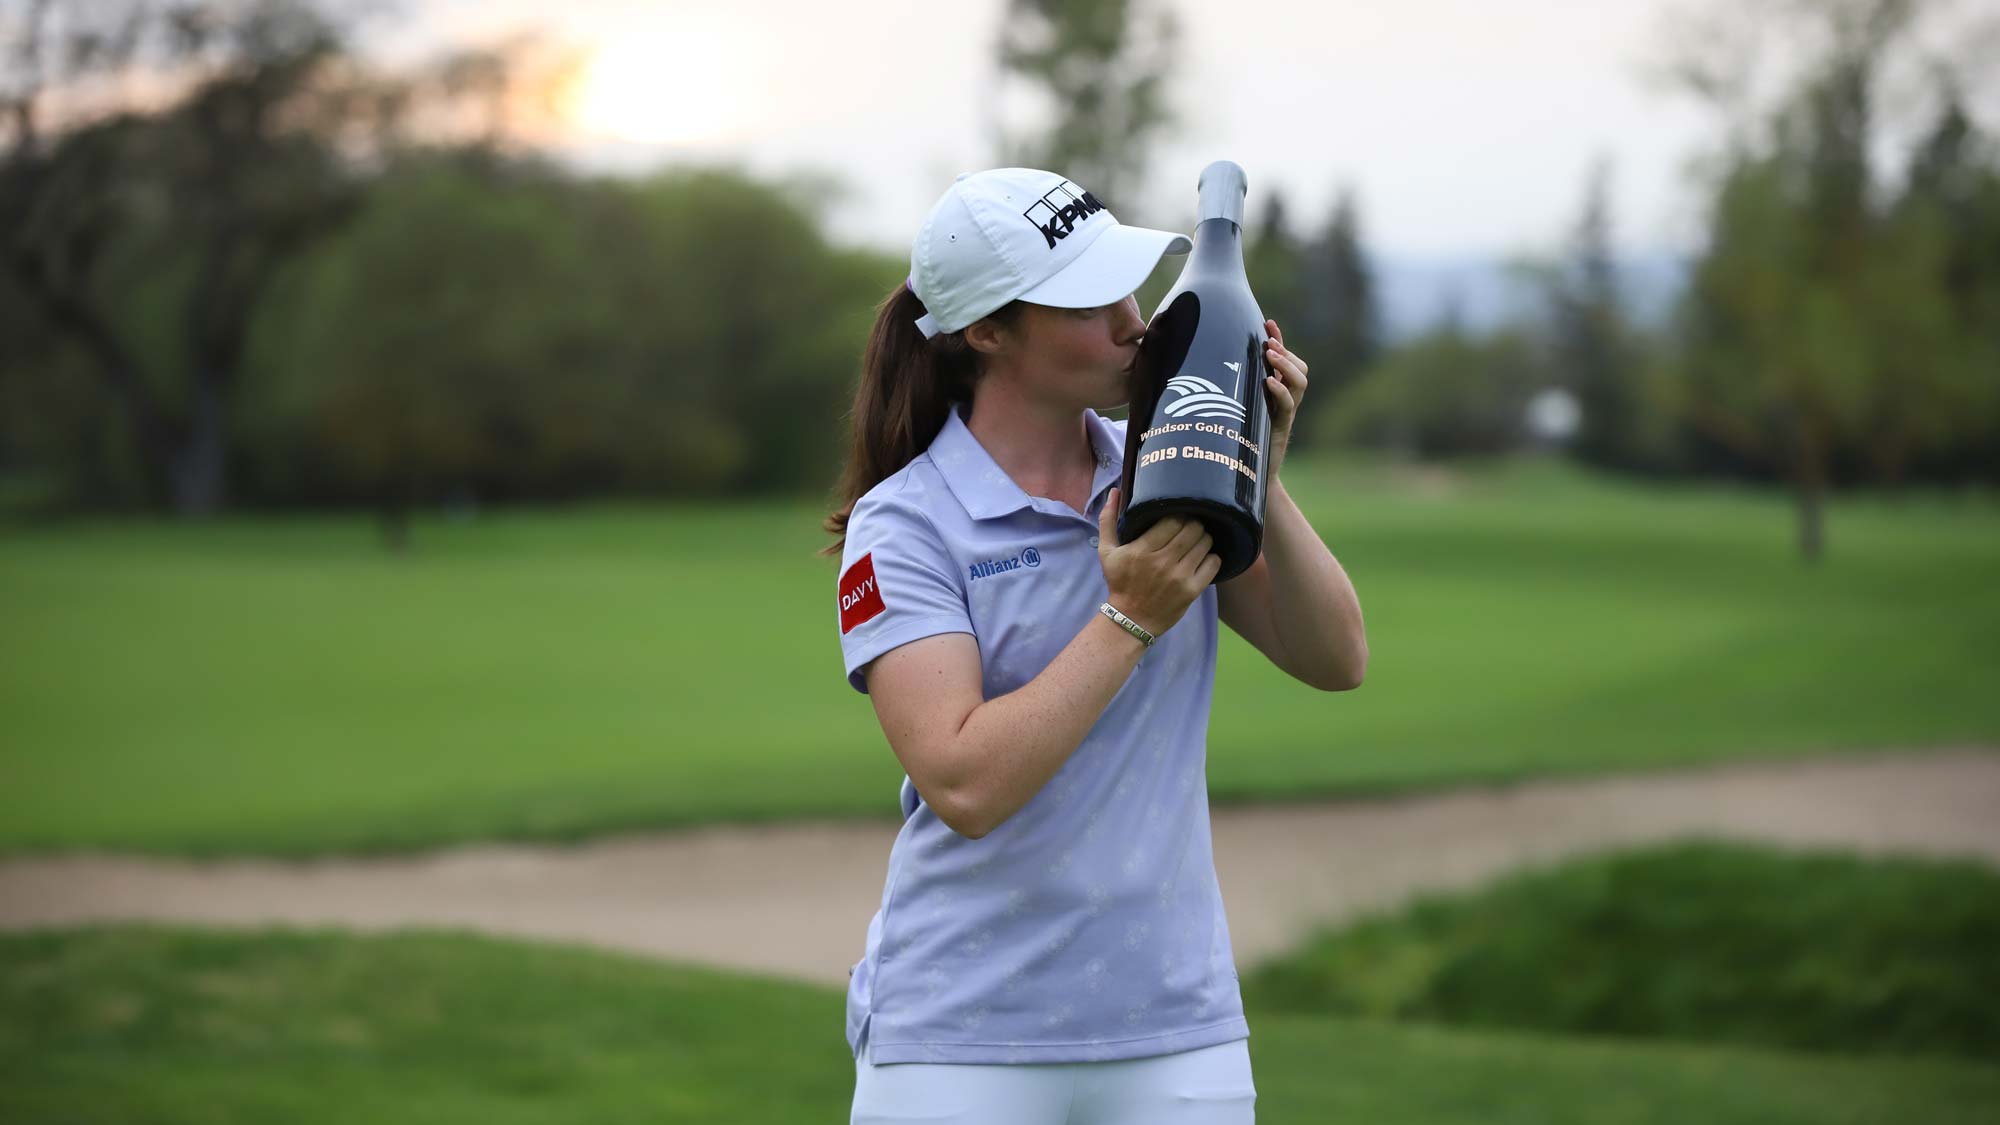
[909,168,1193,338]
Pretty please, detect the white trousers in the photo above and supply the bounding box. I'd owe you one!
[850,1037,1256,1124]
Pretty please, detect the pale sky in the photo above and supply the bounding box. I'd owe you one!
[388,0,1990,263]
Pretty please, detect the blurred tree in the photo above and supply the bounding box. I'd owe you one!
[0,264,117,509]
[254,152,607,548]
[1297,186,1380,425]
[242,160,900,541]
[1246,188,1304,329]
[1542,159,1645,472]
[1672,151,1870,562]
[1322,317,1540,460]
[1244,186,1305,415]
[1,0,368,515]
[1659,0,1998,559]
[1890,87,2000,484]
[991,0,1181,211]
[1246,184,1378,453]
[0,0,555,518]
[597,166,898,499]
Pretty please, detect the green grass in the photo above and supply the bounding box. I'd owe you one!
[1244,840,2000,1060]
[2,453,1996,855]
[4,926,1998,1124]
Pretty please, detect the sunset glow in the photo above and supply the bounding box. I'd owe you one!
[562,27,744,146]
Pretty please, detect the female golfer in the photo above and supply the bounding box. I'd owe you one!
[822,167,1366,1124]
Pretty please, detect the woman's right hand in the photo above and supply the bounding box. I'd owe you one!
[1096,486,1222,638]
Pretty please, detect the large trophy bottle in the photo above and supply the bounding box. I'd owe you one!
[1117,160,1273,583]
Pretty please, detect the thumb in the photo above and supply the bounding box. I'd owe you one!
[1098,486,1119,543]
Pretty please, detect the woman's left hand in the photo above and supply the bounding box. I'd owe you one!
[1262,319,1309,484]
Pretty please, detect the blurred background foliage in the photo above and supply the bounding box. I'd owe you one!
[1,0,1995,564]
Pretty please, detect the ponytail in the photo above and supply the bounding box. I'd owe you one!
[819,281,1024,558]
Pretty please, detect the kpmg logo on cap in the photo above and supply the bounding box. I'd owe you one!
[1024,180,1108,250]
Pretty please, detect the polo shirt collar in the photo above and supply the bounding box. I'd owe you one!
[929,400,1123,522]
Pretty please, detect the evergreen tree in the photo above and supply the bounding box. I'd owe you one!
[1245,186,1308,420]
[1884,87,2000,484]
[1550,159,1640,471]
[1246,189,1305,327]
[1297,186,1378,441]
[1245,184,1379,452]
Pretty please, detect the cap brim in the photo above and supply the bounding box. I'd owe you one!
[1014,223,1193,309]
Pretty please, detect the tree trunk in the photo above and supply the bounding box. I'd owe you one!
[379,503,410,553]
[1792,427,1827,564]
[1797,470,1825,563]
[10,264,187,508]
[378,473,416,553]
[169,377,228,517]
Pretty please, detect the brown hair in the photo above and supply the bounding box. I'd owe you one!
[818,282,1026,558]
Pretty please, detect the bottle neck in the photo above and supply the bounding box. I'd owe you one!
[1189,216,1245,273]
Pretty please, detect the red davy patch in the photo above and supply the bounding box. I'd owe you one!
[839,552,886,634]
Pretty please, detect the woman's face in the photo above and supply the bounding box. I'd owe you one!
[973,295,1148,412]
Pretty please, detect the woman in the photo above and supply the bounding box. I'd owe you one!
[821,167,1367,1124]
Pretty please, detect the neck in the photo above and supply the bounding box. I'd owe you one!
[963,381,1097,499]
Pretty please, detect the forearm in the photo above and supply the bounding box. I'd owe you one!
[947,612,1146,837]
[1263,479,1367,688]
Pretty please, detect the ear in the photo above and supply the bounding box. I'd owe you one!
[963,315,1010,358]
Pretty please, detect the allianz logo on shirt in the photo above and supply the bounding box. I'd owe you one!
[969,546,1041,581]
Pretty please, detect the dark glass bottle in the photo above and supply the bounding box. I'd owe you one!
[1116,160,1272,583]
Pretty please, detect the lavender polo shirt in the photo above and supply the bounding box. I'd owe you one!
[833,399,1248,1065]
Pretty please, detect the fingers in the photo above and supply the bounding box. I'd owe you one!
[1195,551,1223,584]
[1266,344,1308,383]
[1121,513,1219,579]
[1174,525,1215,569]
[1265,375,1293,414]
[1158,517,1205,559]
[1137,513,1187,550]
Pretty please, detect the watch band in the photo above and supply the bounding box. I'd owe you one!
[1098,601,1156,647]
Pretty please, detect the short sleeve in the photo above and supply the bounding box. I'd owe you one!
[836,490,973,695]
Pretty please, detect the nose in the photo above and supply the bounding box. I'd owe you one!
[1114,294,1145,342]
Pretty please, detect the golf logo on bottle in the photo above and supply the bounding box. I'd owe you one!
[1161,372,1248,423]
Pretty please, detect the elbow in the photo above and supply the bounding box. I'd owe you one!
[936,783,995,840]
[936,736,997,841]
[941,780,1027,841]
[1312,644,1368,692]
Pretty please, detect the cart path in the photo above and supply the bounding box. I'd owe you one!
[2,747,1996,989]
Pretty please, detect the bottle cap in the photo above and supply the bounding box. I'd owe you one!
[1196,160,1249,225]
